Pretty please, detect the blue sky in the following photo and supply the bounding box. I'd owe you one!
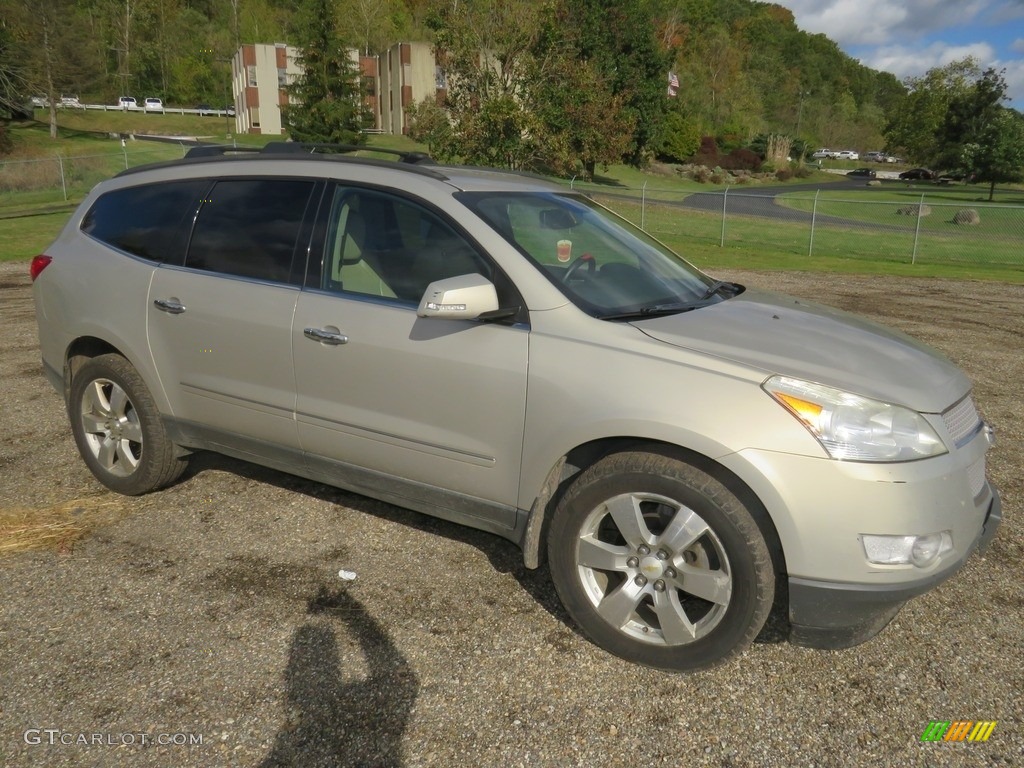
[772,0,1024,105]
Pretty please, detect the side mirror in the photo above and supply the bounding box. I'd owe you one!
[416,273,499,320]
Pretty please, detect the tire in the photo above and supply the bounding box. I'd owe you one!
[547,450,774,672]
[68,354,187,495]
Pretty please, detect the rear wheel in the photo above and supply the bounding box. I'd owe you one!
[68,354,186,495]
[548,450,774,672]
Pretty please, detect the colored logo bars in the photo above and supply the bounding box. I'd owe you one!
[921,721,997,742]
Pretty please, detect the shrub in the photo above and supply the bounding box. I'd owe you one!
[691,165,711,183]
[793,164,812,179]
[719,147,762,172]
[654,113,702,163]
[775,168,793,182]
[688,136,720,168]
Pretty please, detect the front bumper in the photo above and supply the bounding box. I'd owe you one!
[788,484,1002,649]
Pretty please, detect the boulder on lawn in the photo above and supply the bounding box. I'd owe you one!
[952,208,981,225]
[896,204,932,216]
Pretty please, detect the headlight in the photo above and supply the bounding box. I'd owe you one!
[763,375,947,462]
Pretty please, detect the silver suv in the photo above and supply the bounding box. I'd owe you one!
[31,143,1000,671]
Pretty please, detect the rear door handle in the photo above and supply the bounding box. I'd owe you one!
[153,298,186,314]
[303,327,349,345]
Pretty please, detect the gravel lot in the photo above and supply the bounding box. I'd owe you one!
[0,259,1021,768]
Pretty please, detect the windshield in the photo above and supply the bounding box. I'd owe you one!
[459,191,736,318]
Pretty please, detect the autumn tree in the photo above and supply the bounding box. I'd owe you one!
[283,0,369,144]
[563,0,670,165]
[419,0,541,168]
[526,4,637,177]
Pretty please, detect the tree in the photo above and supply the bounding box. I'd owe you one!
[564,0,670,165]
[960,109,1024,200]
[938,69,1024,200]
[282,0,368,144]
[422,0,542,168]
[529,56,635,178]
[9,0,102,138]
[884,57,980,164]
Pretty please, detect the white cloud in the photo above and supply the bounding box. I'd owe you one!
[995,57,1024,105]
[774,0,991,47]
[1012,38,1024,54]
[864,41,997,81]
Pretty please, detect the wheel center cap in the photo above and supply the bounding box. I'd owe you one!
[639,556,664,579]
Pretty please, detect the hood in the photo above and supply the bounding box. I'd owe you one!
[633,288,969,413]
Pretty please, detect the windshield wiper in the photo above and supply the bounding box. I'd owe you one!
[698,280,733,301]
[600,303,697,321]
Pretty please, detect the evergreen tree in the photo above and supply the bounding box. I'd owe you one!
[283,0,368,145]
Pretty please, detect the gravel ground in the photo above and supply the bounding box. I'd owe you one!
[0,259,1021,768]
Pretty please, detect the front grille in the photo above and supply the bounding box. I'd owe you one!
[942,396,982,447]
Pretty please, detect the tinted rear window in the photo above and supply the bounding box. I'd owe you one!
[82,180,207,263]
[186,179,315,284]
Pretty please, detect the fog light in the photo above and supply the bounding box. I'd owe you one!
[863,532,952,567]
[910,533,950,567]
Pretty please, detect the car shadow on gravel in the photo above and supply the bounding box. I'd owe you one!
[182,452,788,657]
[260,586,418,768]
[181,452,574,612]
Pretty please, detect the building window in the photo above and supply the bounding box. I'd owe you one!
[277,68,288,88]
[247,65,258,88]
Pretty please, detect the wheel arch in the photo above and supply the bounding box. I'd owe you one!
[520,438,787,580]
[64,337,125,402]
[63,336,166,411]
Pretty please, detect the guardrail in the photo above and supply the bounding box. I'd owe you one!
[38,103,234,117]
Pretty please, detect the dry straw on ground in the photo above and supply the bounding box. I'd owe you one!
[0,497,126,556]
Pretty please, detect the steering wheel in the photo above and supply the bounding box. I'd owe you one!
[562,253,596,283]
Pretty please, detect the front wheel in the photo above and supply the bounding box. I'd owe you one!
[547,450,774,672]
[68,354,187,495]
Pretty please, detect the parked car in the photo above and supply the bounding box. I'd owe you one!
[30,96,49,108]
[846,168,877,178]
[118,96,137,110]
[811,148,834,159]
[899,168,936,181]
[143,97,164,112]
[835,150,859,161]
[195,103,213,116]
[59,95,83,109]
[30,143,1001,673]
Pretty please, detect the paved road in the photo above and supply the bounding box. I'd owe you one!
[680,178,901,226]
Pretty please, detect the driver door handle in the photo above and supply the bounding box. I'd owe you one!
[304,327,349,345]
[153,298,186,314]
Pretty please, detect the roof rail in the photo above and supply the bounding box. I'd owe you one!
[184,144,262,159]
[260,142,436,165]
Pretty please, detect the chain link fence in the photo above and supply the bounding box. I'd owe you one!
[0,144,195,210]
[4,151,1023,270]
[571,182,1024,269]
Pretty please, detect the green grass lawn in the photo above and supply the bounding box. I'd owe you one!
[597,196,1024,283]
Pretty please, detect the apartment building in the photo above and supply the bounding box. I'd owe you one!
[232,41,443,136]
